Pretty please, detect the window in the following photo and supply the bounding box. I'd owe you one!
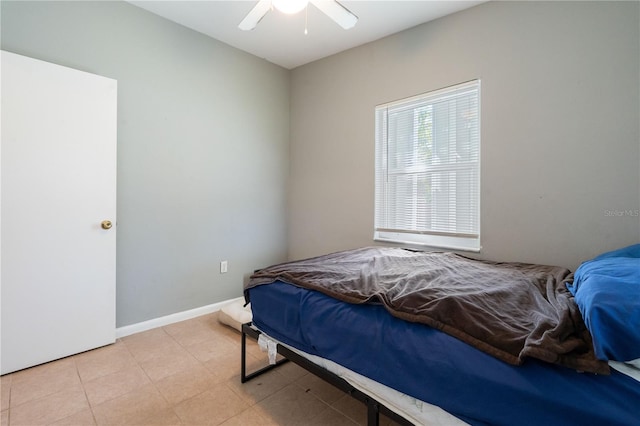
[374,80,480,251]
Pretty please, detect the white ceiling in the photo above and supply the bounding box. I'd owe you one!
[128,1,486,69]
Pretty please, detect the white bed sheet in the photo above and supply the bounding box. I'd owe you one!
[609,361,640,382]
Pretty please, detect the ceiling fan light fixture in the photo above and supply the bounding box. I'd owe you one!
[239,0,357,31]
[272,0,308,15]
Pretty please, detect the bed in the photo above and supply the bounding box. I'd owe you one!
[242,246,640,425]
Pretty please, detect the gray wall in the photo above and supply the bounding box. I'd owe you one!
[1,1,290,327]
[289,1,640,271]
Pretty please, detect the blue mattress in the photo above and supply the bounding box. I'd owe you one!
[248,281,640,426]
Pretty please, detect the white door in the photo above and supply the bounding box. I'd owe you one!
[1,51,117,374]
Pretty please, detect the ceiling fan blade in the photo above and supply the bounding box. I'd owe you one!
[310,0,358,30]
[238,0,272,31]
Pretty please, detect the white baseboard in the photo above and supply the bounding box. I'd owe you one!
[115,296,245,339]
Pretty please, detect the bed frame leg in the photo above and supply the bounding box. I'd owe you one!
[367,399,380,426]
[241,322,248,382]
[240,322,289,383]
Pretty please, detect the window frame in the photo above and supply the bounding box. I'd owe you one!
[374,80,481,252]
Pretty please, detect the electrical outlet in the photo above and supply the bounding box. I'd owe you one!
[220,260,228,274]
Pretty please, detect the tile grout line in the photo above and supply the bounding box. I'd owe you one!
[156,325,192,425]
[162,319,265,425]
[7,379,11,426]
[72,356,100,426]
[121,327,184,426]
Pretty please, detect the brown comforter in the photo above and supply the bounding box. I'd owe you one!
[246,247,608,374]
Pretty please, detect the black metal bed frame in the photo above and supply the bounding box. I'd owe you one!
[240,322,415,426]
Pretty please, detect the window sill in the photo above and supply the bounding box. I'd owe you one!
[374,232,481,253]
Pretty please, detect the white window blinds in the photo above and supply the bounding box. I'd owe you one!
[374,80,480,251]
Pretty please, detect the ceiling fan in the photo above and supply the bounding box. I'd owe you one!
[239,0,358,31]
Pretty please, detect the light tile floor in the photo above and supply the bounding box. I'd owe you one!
[1,312,401,425]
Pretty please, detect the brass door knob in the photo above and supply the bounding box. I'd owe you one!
[101,220,113,230]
